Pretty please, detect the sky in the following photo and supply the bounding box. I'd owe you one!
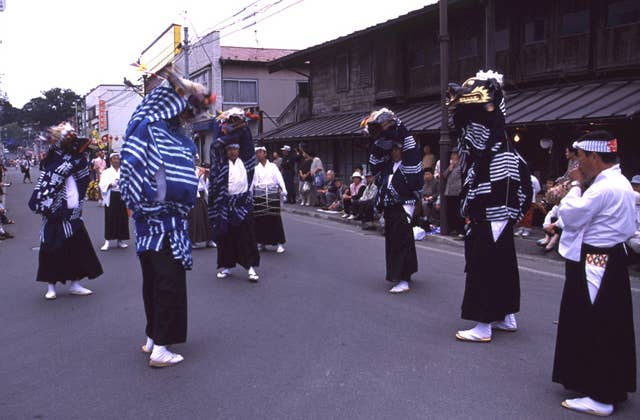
[0,0,435,107]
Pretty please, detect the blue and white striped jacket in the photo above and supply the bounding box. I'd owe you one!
[120,85,198,269]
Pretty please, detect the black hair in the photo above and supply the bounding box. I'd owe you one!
[424,167,434,174]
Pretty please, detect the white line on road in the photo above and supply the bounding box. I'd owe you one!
[287,213,640,291]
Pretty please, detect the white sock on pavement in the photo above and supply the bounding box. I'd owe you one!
[457,322,492,341]
[563,397,613,416]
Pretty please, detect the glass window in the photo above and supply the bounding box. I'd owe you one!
[561,9,591,36]
[495,29,509,51]
[87,106,96,120]
[408,41,425,68]
[223,79,258,104]
[607,0,640,27]
[524,19,545,44]
[336,54,349,92]
[359,50,372,87]
[191,69,211,93]
[297,81,310,97]
[459,36,479,58]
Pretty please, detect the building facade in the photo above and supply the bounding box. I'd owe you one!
[141,29,303,165]
[261,0,640,181]
[82,85,142,153]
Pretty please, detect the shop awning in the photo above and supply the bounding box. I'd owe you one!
[259,80,640,142]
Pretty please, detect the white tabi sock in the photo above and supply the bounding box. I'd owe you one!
[562,397,613,416]
[492,313,518,331]
[145,337,154,350]
[150,345,184,364]
[457,322,492,341]
[248,267,257,276]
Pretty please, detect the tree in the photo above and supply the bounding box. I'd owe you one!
[0,97,22,126]
[21,88,81,129]
[0,122,27,151]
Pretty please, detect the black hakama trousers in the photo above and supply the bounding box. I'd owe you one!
[104,191,130,240]
[188,196,211,243]
[461,221,520,323]
[253,195,286,245]
[140,243,187,346]
[384,204,418,282]
[217,214,261,269]
[37,223,103,284]
[552,243,636,404]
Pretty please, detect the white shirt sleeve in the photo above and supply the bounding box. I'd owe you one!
[558,185,604,234]
[275,165,287,195]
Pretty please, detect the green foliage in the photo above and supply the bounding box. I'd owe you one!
[21,88,81,129]
[0,122,27,151]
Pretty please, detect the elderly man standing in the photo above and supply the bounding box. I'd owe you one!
[552,131,637,417]
[252,146,288,254]
[98,152,129,251]
[280,145,298,204]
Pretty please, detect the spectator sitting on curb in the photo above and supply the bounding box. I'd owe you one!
[537,181,570,252]
[342,172,365,218]
[317,170,336,206]
[0,203,15,240]
[350,171,378,222]
[320,178,347,212]
[419,167,439,225]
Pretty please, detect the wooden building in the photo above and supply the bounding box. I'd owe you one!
[260,0,640,181]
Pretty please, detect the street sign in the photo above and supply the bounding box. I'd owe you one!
[99,100,107,130]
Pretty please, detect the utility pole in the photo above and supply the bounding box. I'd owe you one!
[484,0,495,69]
[184,26,190,78]
[438,0,451,235]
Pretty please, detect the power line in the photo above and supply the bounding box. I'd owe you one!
[194,0,305,49]
[134,0,305,80]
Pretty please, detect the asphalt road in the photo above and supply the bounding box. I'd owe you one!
[1,167,638,420]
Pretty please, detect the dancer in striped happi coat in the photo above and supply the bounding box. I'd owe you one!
[364,108,423,294]
[208,108,261,282]
[448,70,532,343]
[121,70,214,368]
[29,122,103,301]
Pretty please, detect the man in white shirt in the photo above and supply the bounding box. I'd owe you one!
[252,146,287,253]
[552,131,637,417]
[214,142,260,282]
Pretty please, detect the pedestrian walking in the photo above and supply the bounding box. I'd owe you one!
[92,150,107,205]
[552,131,637,417]
[252,146,287,253]
[188,157,214,248]
[364,108,423,293]
[20,157,32,183]
[209,108,260,282]
[121,71,211,368]
[447,70,532,342]
[28,122,102,300]
[98,152,129,250]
